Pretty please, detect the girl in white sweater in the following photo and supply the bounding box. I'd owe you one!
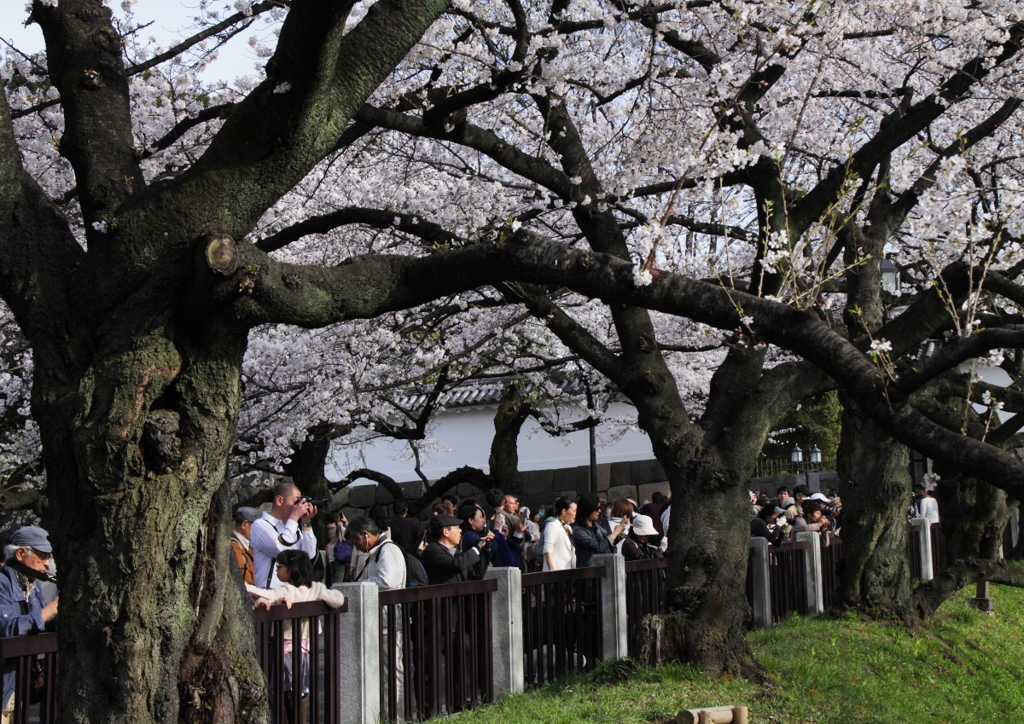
[248,550,346,718]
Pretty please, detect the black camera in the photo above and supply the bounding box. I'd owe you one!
[298,496,330,508]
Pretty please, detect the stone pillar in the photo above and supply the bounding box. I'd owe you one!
[333,582,380,724]
[911,517,933,582]
[484,567,524,696]
[592,554,628,661]
[968,579,995,614]
[795,532,824,614]
[749,537,772,628]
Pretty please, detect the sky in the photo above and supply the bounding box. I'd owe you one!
[3,1,262,81]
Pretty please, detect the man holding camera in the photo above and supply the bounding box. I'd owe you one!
[420,513,493,585]
[250,481,319,588]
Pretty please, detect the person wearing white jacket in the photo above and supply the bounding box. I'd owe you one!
[541,498,577,571]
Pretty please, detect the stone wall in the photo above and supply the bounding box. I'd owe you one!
[748,471,840,496]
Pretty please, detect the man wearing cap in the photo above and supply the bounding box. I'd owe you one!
[0,527,59,721]
[231,507,260,585]
[420,513,493,712]
[420,514,492,585]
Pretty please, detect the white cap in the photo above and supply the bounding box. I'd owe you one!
[809,493,830,502]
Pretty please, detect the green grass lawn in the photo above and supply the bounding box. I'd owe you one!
[441,585,1024,724]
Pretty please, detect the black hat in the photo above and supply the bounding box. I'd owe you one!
[433,513,462,527]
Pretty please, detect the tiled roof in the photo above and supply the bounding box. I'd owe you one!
[392,375,588,410]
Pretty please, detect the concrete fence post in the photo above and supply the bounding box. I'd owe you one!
[795,532,824,614]
[333,582,380,724]
[592,554,628,661]
[484,567,524,697]
[748,537,772,628]
[911,517,934,582]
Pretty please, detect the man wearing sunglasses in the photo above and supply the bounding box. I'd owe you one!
[0,526,59,721]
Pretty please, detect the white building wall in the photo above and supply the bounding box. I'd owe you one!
[327,401,655,483]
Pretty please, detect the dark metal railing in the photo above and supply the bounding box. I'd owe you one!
[521,567,604,688]
[624,558,668,656]
[908,522,924,581]
[930,522,947,573]
[253,599,348,724]
[379,578,497,722]
[767,540,808,623]
[0,631,57,724]
[820,536,845,611]
[752,459,836,478]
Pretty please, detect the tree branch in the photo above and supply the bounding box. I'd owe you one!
[912,559,1024,620]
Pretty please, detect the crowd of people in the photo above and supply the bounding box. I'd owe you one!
[748,484,843,545]
[0,477,942,722]
[227,483,675,605]
[748,481,939,546]
[222,482,675,718]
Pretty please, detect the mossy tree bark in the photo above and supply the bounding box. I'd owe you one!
[2,0,456,721]
[835,401,914,616]
[937,472,1016,563]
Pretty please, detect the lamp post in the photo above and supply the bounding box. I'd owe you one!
[880,257,900,295]
[809,445,822,464]
[791,445,803,464]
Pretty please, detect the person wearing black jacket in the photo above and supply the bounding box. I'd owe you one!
[419,513,494,585]
[621,514,663,561]
[418,513,494,713]
[750,503,786,545]
[385,500,423,556]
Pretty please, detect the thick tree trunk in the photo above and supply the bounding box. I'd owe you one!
[936,472,1015,562]
[35,321,268,724]
[835,400,913,617]
[658,449,758,677]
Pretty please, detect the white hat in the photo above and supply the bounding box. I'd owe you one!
[809,493,830,502]
[631,514,658,536]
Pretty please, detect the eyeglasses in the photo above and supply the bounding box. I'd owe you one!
[30,549,52,562]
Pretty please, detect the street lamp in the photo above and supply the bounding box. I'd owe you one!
[880,257,900,295]
[809,445,822,464]
[791,445,803,463]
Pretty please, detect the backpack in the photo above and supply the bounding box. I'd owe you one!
[374,539,430,588]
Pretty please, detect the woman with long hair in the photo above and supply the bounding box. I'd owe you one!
[572,493,625,567]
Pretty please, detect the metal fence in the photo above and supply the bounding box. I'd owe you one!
[820,536,845,611]
[624,558,668,656]
[253,599,348,724]
[752,459,836,478]
[379,578,497,722]
[908,522,924,580]
[0,630,57,724]
[930,522,947,573]
[767,540,809,623]
[521,567,604,688]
